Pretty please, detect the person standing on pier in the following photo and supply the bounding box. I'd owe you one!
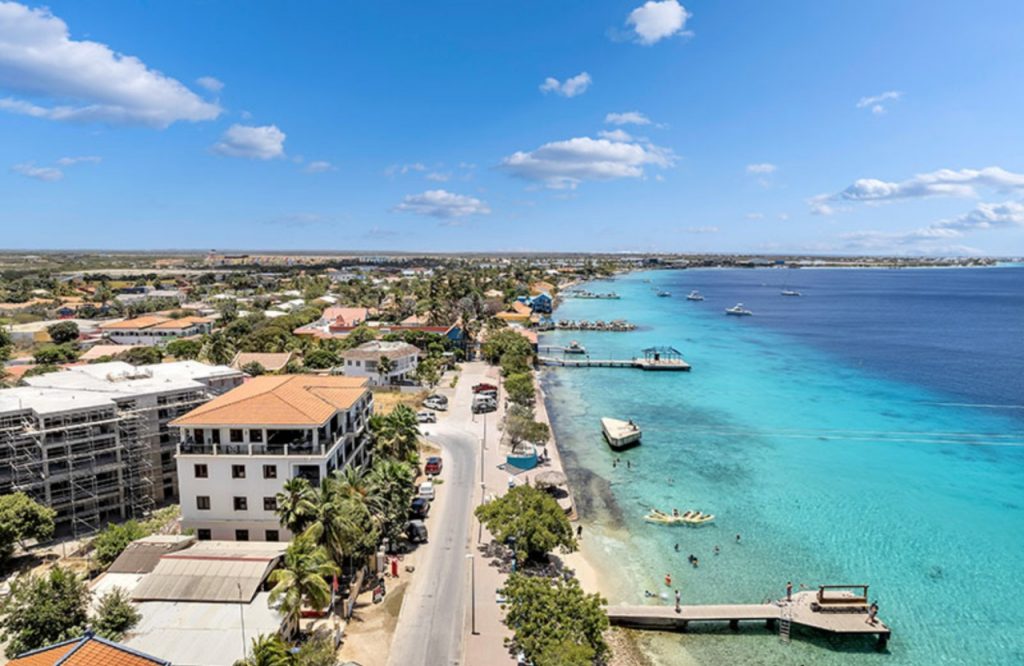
[786,581,793,602]
[675,589,681,613]
[867,601,879,625]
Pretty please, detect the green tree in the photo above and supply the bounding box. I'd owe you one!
[376,355,395,385]
[303,349,339,370]
[413,357,441,389]
[0,566,90,656]
[482,328,532,364]
[234,633,292,666]
[93,587,141,641]
[504,372,535,405]
[202,331,235,365]
[33,343,77,365]
[505,405,550,452]
[499,352,531,376]
[242,361,267,376]
[46,321,79,344]
[268,531,339,630]
[345,325,377,347]
[366,458,416,544]
[275,477,317,534]
[91,520,147,568]
[475,485,575,563]
[0,327,13,363]
[501,574,608,666]
[119,346,163,365]
[166,338,203,360]
[0,492,56,562]
[369,404,420,462]
[293,631,337,666]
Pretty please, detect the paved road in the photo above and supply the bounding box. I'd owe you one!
[386,365,488,666]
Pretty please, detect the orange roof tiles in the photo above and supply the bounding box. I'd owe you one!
[171,374,369,427]
[8,634,169,665]
[148,316,211,329]
[98,316,170,330]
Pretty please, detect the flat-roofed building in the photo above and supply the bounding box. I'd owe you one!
[98,316,212,345]
[0,361,243,536]
[171,375,373,541]
[340,340,420,385]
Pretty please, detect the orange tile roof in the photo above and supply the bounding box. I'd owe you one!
[171,374,369,427]
[98,316,170,330]
[511,301,533,315]
[323,307,369,325]
[8,634,169,665]
[230,351,294,372]
[148,316,211,329]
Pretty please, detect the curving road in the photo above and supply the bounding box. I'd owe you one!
[386,366,487,666]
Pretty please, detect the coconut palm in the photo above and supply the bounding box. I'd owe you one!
[372,404,419,462]
[268,530,339,632]
[376,355,395,385]
[275,477,316,534]
[367,458,416,542]
[235,634,292,666]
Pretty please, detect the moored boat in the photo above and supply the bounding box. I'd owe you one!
[725,303,753,316]
[686,290,704,301]
[564,340,587,355]
[781,289,802,296]
[601,417,641,450]
[657,291,672,297]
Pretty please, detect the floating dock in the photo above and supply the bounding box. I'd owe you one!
[606,588,890,650]
[537,345,690,371]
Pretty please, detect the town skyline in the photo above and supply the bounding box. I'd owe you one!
[4,1,1024,255]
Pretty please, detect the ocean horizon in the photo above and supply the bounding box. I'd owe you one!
[541,266,1024,665]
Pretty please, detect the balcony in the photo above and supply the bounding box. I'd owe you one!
[177,438,329,457]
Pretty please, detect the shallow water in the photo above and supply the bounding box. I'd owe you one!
[541,267,1024,665]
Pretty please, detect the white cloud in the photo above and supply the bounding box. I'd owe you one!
[11,162,62,181]
[540,72,592,98]
[938,200,1024,232]
[598,129,634,142]
[196,76,223,93]
[746,163,777,175]
[605,111,653,126]
[394,189,491,220]
[837,167,1024,203]
[626,0,690,45]
[500,136,675,189]
[684,226,718,233]
[0,2,221,127]
[56,155,101,166]
[303,160,335,174]
[808,194,837,216]
[213,124,286,160]
[384,162,427,177]
[745,212,765,220]
[425,171,451,182]
[856,90,902,115]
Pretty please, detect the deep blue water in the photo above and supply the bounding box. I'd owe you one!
[541,267,1024,666]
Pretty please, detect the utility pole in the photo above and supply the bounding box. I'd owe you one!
[466,553,478,635]
[237,582,247,659]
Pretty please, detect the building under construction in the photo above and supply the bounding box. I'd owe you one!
[0,361,244,537]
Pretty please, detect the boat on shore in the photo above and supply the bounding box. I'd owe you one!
[601,417,642,450]
[725,303,753,316]
[645,509,716,526]
[686,290,704,301]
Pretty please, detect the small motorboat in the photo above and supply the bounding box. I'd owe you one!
[564,341,587,355]
[781,290,802,297]
[686,290,704,301]
[644,509,716,526]
[657,291,672,297]
[725,303,753,316]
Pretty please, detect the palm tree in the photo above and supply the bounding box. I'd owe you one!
[275,477,316,534]
[235,634,292,666]
[301,478,357,566]
[268,531,339,634]
[376,355,395,386]
[202,331,235,365]
[367,458,415,542]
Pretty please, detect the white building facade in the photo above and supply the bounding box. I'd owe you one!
[172,375,373,542]
[340,340,420,386]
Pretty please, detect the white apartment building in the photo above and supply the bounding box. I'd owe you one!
[340,340,420,386]
[0,361,243,535]
[98,315,213,346]
[172,375,373,542]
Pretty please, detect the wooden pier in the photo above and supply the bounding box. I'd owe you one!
[537,345,691,371]
[606,588,891,650]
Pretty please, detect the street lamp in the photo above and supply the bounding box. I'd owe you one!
[466,553,478,635]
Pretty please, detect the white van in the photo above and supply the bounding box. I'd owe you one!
[418,481,435,501]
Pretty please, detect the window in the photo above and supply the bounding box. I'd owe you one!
[263,497,277,511]
[230,429,244,443]
[263,464,277,479]
[265,530,279,542]
[235,529,249,542]
[194,464,208,478]
[231,464,246,479]
[233,496,248,511]
[250,429,263,442]
[197,529,211,540]
[211,429,221,444]
[197,495,211,510]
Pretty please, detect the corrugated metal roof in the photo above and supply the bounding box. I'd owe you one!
[108,535,196,574]
[130,542,287,603]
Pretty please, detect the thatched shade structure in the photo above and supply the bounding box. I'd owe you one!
[534,470,568,488]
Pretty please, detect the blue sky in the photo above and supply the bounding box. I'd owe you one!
[2,0,1024,255]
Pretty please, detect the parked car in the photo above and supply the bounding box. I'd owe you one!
[426,393,448,406]
[410,497,430,518]
[423,397,448,411]
[406,519,428,543]
[416,411,437,424]
[472,383,498,394]
[472,399,497,414]
[418,481,435,501]
[424,456,443,475]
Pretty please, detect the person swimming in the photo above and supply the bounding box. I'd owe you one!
[674,543,680,552]
[713,545,720,555]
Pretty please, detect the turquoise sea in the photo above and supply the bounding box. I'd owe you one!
[540,267,1024,665]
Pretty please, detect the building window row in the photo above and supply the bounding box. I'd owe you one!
[195,495,278,512]
[194,463,277,479]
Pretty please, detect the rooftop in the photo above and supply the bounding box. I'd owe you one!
[341,340,420,361]
[99,316,170,330]
[171,374,369,427]
[8,634,169,666]
[230,351,293,372]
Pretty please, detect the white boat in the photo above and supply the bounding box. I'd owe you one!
[657,291,672,297]
[725,303,753,316]
[601,417,642,450]
[686,290,704,301]
[564,341,587,355]
[781,290,802,297]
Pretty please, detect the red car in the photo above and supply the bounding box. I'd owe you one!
[424,456,443,476]
[472,383,498,394]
